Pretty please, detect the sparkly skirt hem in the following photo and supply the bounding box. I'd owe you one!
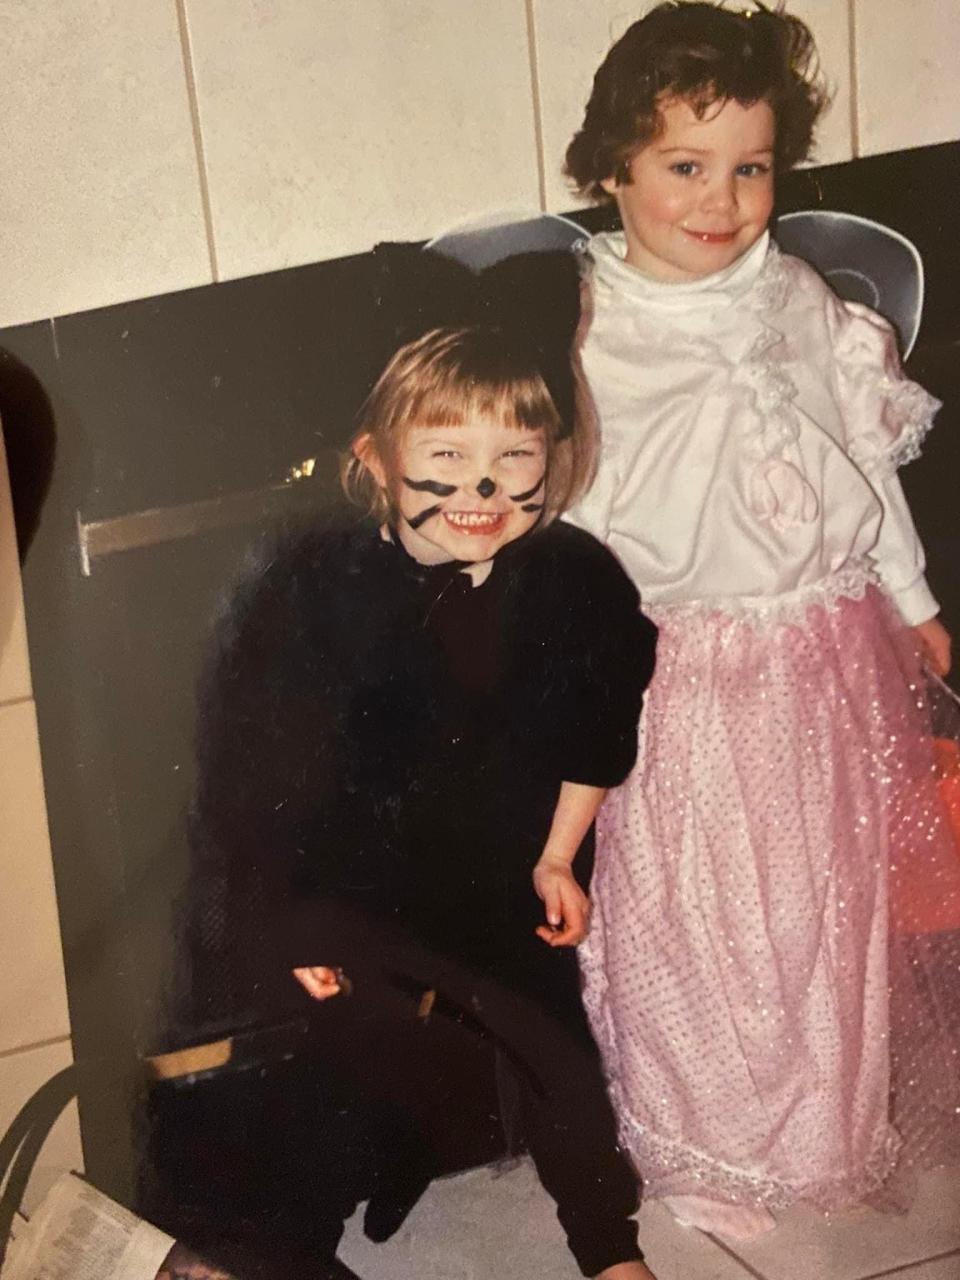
[612,1083,902,1210]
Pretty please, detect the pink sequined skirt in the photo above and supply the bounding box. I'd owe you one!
[580,583,960,1211]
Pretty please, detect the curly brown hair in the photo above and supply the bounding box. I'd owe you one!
[565,1,829,200]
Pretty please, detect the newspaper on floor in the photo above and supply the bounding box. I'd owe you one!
[2,1172,236,1280]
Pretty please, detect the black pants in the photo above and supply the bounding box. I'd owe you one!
[311,912,643,1277]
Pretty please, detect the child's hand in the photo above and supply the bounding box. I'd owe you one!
[292,965,343,1000]
[532,856,591,947]
[914,617,952,676]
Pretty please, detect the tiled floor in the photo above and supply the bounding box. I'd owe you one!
[339,1159,960,1280]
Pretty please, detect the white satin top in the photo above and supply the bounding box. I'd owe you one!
[566,231,940,625]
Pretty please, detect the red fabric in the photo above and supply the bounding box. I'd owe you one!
[890,737,960,935]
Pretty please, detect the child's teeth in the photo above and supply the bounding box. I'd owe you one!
[448,512,498,527]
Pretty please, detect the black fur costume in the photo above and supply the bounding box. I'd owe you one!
[191,519,656,1275]
[182,246,657,1276]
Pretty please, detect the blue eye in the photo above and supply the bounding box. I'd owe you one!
[736,162,771,178]
[670,161,698,177]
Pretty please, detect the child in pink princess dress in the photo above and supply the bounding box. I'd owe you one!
[563,0,960,1241]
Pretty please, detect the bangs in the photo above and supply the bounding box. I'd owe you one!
[663,66,773,125]
[361,327,563,443]
[681,80,762,120]
[652,41,781,127]
[402,370,559,437]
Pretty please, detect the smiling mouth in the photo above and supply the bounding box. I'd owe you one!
[683,229,738,244]
[442,511,506,533]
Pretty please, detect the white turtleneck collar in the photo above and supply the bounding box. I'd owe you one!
[588,229,772,314]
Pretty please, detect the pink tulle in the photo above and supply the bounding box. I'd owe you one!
[580,585,960,1214]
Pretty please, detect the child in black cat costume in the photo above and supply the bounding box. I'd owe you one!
[196,254,658,1279]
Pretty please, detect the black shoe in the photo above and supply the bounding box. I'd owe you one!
[319,1257,366,1280]
[362,1171,432,1243]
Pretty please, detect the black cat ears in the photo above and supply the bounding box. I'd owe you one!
[372,214,587,438]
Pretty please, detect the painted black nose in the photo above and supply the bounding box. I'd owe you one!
[476,477,496,498]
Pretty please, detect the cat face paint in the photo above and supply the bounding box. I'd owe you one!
[510,474,545,513]
[401,476,458,531]
[392,418,547,565]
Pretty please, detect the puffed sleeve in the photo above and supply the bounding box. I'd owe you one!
[826,297,941,624]
[826,297,941,476]
[553,530,657,787]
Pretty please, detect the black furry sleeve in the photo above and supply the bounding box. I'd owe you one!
[192,534,363,971]
[546,526,657,788]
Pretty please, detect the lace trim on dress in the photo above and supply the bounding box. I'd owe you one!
[646,559,876,629]
[846,376,941,476]
[730,249,822,530]
[736,323,820,530]
[751,242,791,314]
[609,1076,901,1209]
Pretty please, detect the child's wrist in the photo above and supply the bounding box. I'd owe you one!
[537,847,576,870]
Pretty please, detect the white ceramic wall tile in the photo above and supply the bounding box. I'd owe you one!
[532,0,639,212]
[533,0,853,214]
[0,1,210,330]
[790,0,853,166]
[0,427,31,706]
[855,0,960,156]
[0,699,71,1055]
[185,0,542,281]
[0,1039,81,1217]
[723,1165,960,1280]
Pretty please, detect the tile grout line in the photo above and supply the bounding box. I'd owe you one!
[860,1248,960,1280]
[0,694,33,712]
[174,0,220,283]
[523,0,548,212]
[847,0,861,159]
[701,1239,960,1280]
[701,1232,772,1280]
[0,1033,73,1063]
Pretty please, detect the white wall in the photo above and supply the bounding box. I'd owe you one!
[854,0,960,156]
[0,0,957,331]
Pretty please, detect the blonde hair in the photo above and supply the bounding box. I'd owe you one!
[341,326,596,525]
